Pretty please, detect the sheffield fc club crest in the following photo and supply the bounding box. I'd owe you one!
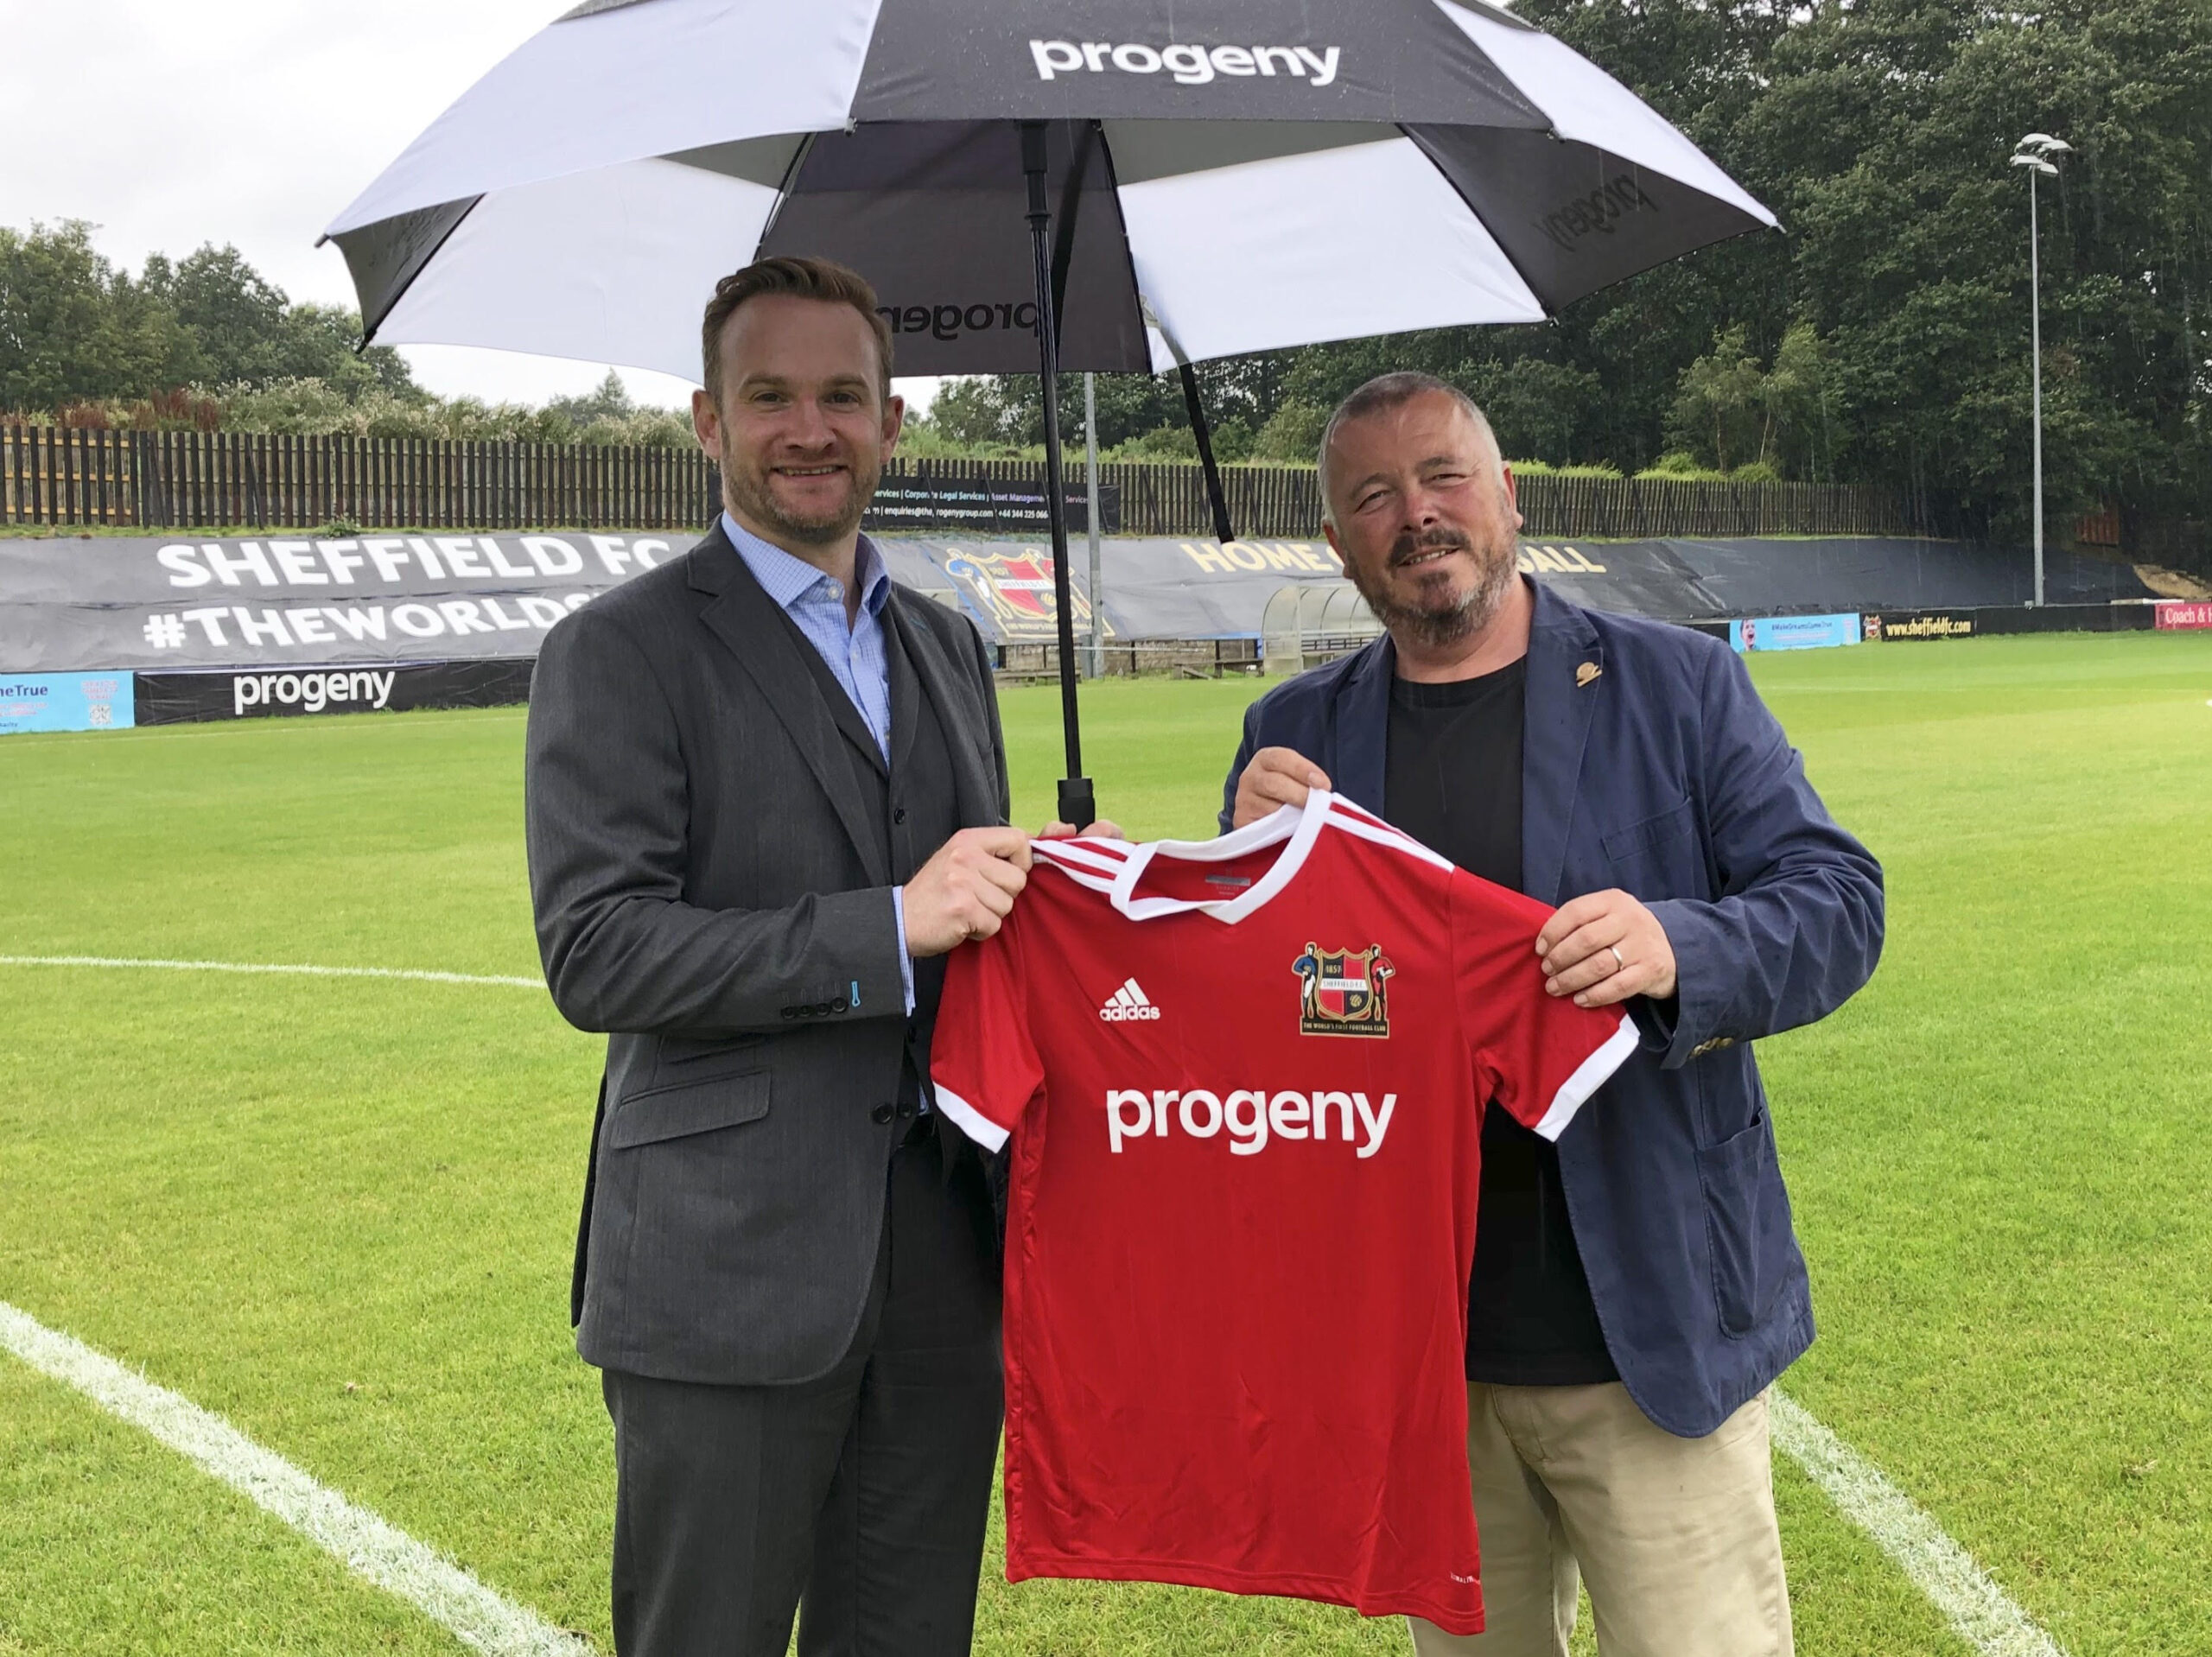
[942,547,1107,643]
[1293,943,1395,1038]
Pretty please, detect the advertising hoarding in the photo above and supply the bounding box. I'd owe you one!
[0,672,135,735]
[1727,613,1861,652]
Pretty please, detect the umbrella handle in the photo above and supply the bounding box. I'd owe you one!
[1022,120,1098,821]
[1056,777,1097,834]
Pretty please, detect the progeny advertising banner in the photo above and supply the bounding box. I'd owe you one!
[134,660,537,726]
[865,473,1120,535]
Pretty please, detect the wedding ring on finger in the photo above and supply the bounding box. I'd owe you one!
[1609,944,1626,975]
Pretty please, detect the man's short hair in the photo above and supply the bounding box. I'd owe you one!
[1317,371,1497,524]
[700,256,895,403]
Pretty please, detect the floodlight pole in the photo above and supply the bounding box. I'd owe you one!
[2028,162,2045,608]
[2013,134,2067,607]
[1084,371,1103,679]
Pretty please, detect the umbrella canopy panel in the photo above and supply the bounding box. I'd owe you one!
[759,121,1152,375]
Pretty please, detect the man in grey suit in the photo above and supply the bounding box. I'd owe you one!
[525,256,1034,1657]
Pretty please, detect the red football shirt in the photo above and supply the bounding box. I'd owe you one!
[930,790,1638,1635]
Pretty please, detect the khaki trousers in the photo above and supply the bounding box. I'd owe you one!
[1408,1383,1791,1657]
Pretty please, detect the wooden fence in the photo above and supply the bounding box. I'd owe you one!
[1,424,1941,541]
[0,426,714,532]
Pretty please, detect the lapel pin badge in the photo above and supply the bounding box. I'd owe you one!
[1575,662,1603,689]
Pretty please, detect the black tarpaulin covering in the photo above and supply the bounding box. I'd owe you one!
[1660,537,2153,615]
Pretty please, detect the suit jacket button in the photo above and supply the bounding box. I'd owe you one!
[870,1103,894,1125]
[896,1101,917,1119]
[833,999,848,1013]
[816,1000,833,1016]
[780,1006,797,1020]
[893,805,908,824]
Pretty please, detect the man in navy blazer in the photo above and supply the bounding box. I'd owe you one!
[1223,373,1882,1657]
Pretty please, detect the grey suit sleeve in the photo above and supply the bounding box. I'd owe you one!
[525,607,906,1036]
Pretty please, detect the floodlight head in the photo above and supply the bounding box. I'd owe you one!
[2020,131,2060,149]
[2011,155,2059,176]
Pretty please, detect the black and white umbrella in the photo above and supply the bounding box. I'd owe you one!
[324,0,1774,822]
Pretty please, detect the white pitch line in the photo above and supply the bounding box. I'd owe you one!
[0,955,543,989]
[0,1301,589,1657]
[1772,1390,2067,1656]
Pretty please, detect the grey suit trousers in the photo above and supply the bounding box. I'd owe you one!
[601,1118,1002,1657]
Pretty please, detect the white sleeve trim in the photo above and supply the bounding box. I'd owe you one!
[1033,837,1132,874]
[1532,1013,1639,1141]
[930,1081,1009,1154]
[1032,838,1129,896]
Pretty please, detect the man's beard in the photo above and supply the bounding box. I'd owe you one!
[721,438,877,547]
[1348,524,1518,649]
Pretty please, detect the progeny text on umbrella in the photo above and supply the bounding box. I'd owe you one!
[1029,41,1341,87]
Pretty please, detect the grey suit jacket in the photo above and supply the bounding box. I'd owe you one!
[524,523,1010,1385]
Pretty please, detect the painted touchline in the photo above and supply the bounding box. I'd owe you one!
[0,1301,589,1657]
[1771,1393,2067,1655]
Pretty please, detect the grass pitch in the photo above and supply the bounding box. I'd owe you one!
[1,632,2208,1655]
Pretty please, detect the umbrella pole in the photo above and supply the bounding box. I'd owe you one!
[1177,362,1236,545]
[1021,120,1096,829]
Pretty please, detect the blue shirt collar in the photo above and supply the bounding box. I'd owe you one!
[721,511,889,622]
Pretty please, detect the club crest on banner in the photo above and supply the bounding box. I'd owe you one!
[942,547,1107,642]
[1293,942,1395,1038]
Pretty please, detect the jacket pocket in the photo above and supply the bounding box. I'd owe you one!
[651,1032,766,1074]
[1697,1108,1785,1337]
[607,1067,771,1150]
[1600,797,1696,864]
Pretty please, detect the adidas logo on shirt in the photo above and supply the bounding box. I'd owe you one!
[1099,978,1162,1022]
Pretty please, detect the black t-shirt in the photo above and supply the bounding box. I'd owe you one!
[1383,660,1618,1387]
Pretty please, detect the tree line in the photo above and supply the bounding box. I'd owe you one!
[0,222,692,448]
[4,0,2205,537]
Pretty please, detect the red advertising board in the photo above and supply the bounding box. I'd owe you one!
[2154,600,2212,631]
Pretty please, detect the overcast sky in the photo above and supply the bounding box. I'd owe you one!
[0,1,940,412]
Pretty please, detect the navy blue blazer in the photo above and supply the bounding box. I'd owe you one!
[1218,581,1884,1437]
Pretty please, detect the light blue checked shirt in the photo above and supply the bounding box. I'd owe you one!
[722,514,916,1020]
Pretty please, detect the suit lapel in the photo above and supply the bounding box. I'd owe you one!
[887,608,919,784]
[798,639,888,778]
[1329,637,1395,815]
[886,593,996,827]
[1521,582,1603,905]
[691,526,891,886]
